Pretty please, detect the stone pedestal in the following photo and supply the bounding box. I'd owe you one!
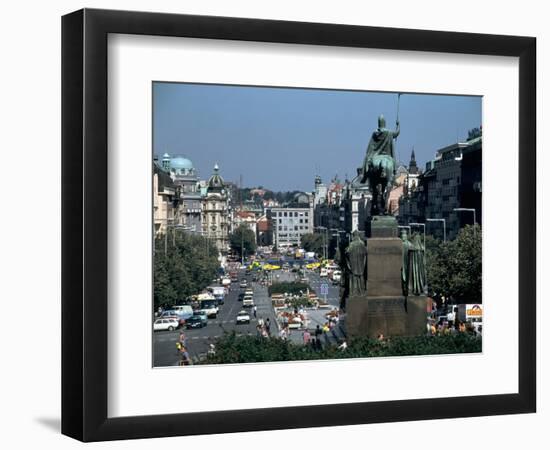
[346,295,429,338]
[345,215,428,338]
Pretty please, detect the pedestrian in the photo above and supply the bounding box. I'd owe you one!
[178,330,187,346]
[315,324,322,340]
[253,305,257,318]
[322,322,330,344]
[310,337,317,351]
[265,320,271,336]
[303,328,311,345]
[316,337,323,351]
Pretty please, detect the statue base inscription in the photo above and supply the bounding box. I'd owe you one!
[346,295,429,338]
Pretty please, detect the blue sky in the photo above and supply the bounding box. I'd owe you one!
[153,83,481,192]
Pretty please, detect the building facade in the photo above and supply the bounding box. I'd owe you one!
[398,132,482,240]
[164,154,203,234]
[201,164,231,253]
[268,193,314,249]
[153,162,177,235]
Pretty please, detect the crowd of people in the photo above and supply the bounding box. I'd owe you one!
[428,318,481,337]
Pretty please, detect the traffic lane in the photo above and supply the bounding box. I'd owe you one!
[305,271,340,306]
[153,272,266,367]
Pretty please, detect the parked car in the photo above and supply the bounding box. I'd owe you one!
[153,318,179,331]
[186,315,206,329]
[236,310,251,324]
[160,310,186,327]
[238,293,245,302]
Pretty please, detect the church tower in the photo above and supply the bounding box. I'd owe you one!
[408,148,418,175]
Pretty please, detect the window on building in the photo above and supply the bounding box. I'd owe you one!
[304,219,308,224]
[305,212,309,216]
[284,212,287,217]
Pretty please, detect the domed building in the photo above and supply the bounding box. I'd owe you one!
[156,153,202,234]
[202,164,231,253]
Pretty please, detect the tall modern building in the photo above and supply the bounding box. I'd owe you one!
[202,164,231,253]
[268,193,314,249]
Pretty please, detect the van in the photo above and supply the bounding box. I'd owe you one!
[171,305,194,319]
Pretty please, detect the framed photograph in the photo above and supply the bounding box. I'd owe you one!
[62,8,536,442]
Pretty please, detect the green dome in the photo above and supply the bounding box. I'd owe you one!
[171,155,194,171]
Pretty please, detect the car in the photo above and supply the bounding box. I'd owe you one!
[160,311,186,327]
[236,310,251,324]
[238,293,245,302]
[153,318,179,331]
[186,315,207,329]
[320,268,328,277]
[239,280,248,288]
[193,310,208,322]
[242,295,254,307]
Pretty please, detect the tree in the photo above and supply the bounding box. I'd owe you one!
[300,233,324,256]
[425,224,482,303]
[229,224,257,258]
[153,230,219,310]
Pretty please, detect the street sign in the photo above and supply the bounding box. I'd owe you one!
[320,283,329,296]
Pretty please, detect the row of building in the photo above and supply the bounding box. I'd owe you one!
[154,129,481,257]
[153,153,315,254]
[310,128,482,245]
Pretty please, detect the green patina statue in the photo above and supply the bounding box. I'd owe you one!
[345,231,367,296]
[401,230,427,296]
[335,241,350,311]
[360,114,400,215]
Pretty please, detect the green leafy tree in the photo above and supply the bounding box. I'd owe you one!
[229,224,257,258]
[425,224,482,303]
[300,233,324,256]
[153,230,219,310]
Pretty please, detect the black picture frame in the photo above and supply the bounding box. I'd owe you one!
[62,8,536,442]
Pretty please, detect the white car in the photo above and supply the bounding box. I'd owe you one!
[153,318,179,331]
[236,310,251,324]
[242,295,254,307]
[320,268,328,277]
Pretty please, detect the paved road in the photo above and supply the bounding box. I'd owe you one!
[153,269,278,367]
[286,269,346,345]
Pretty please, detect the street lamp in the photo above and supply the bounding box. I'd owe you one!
[315,226,328,260]
[426,218,446,242]
[453,208,477,237]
